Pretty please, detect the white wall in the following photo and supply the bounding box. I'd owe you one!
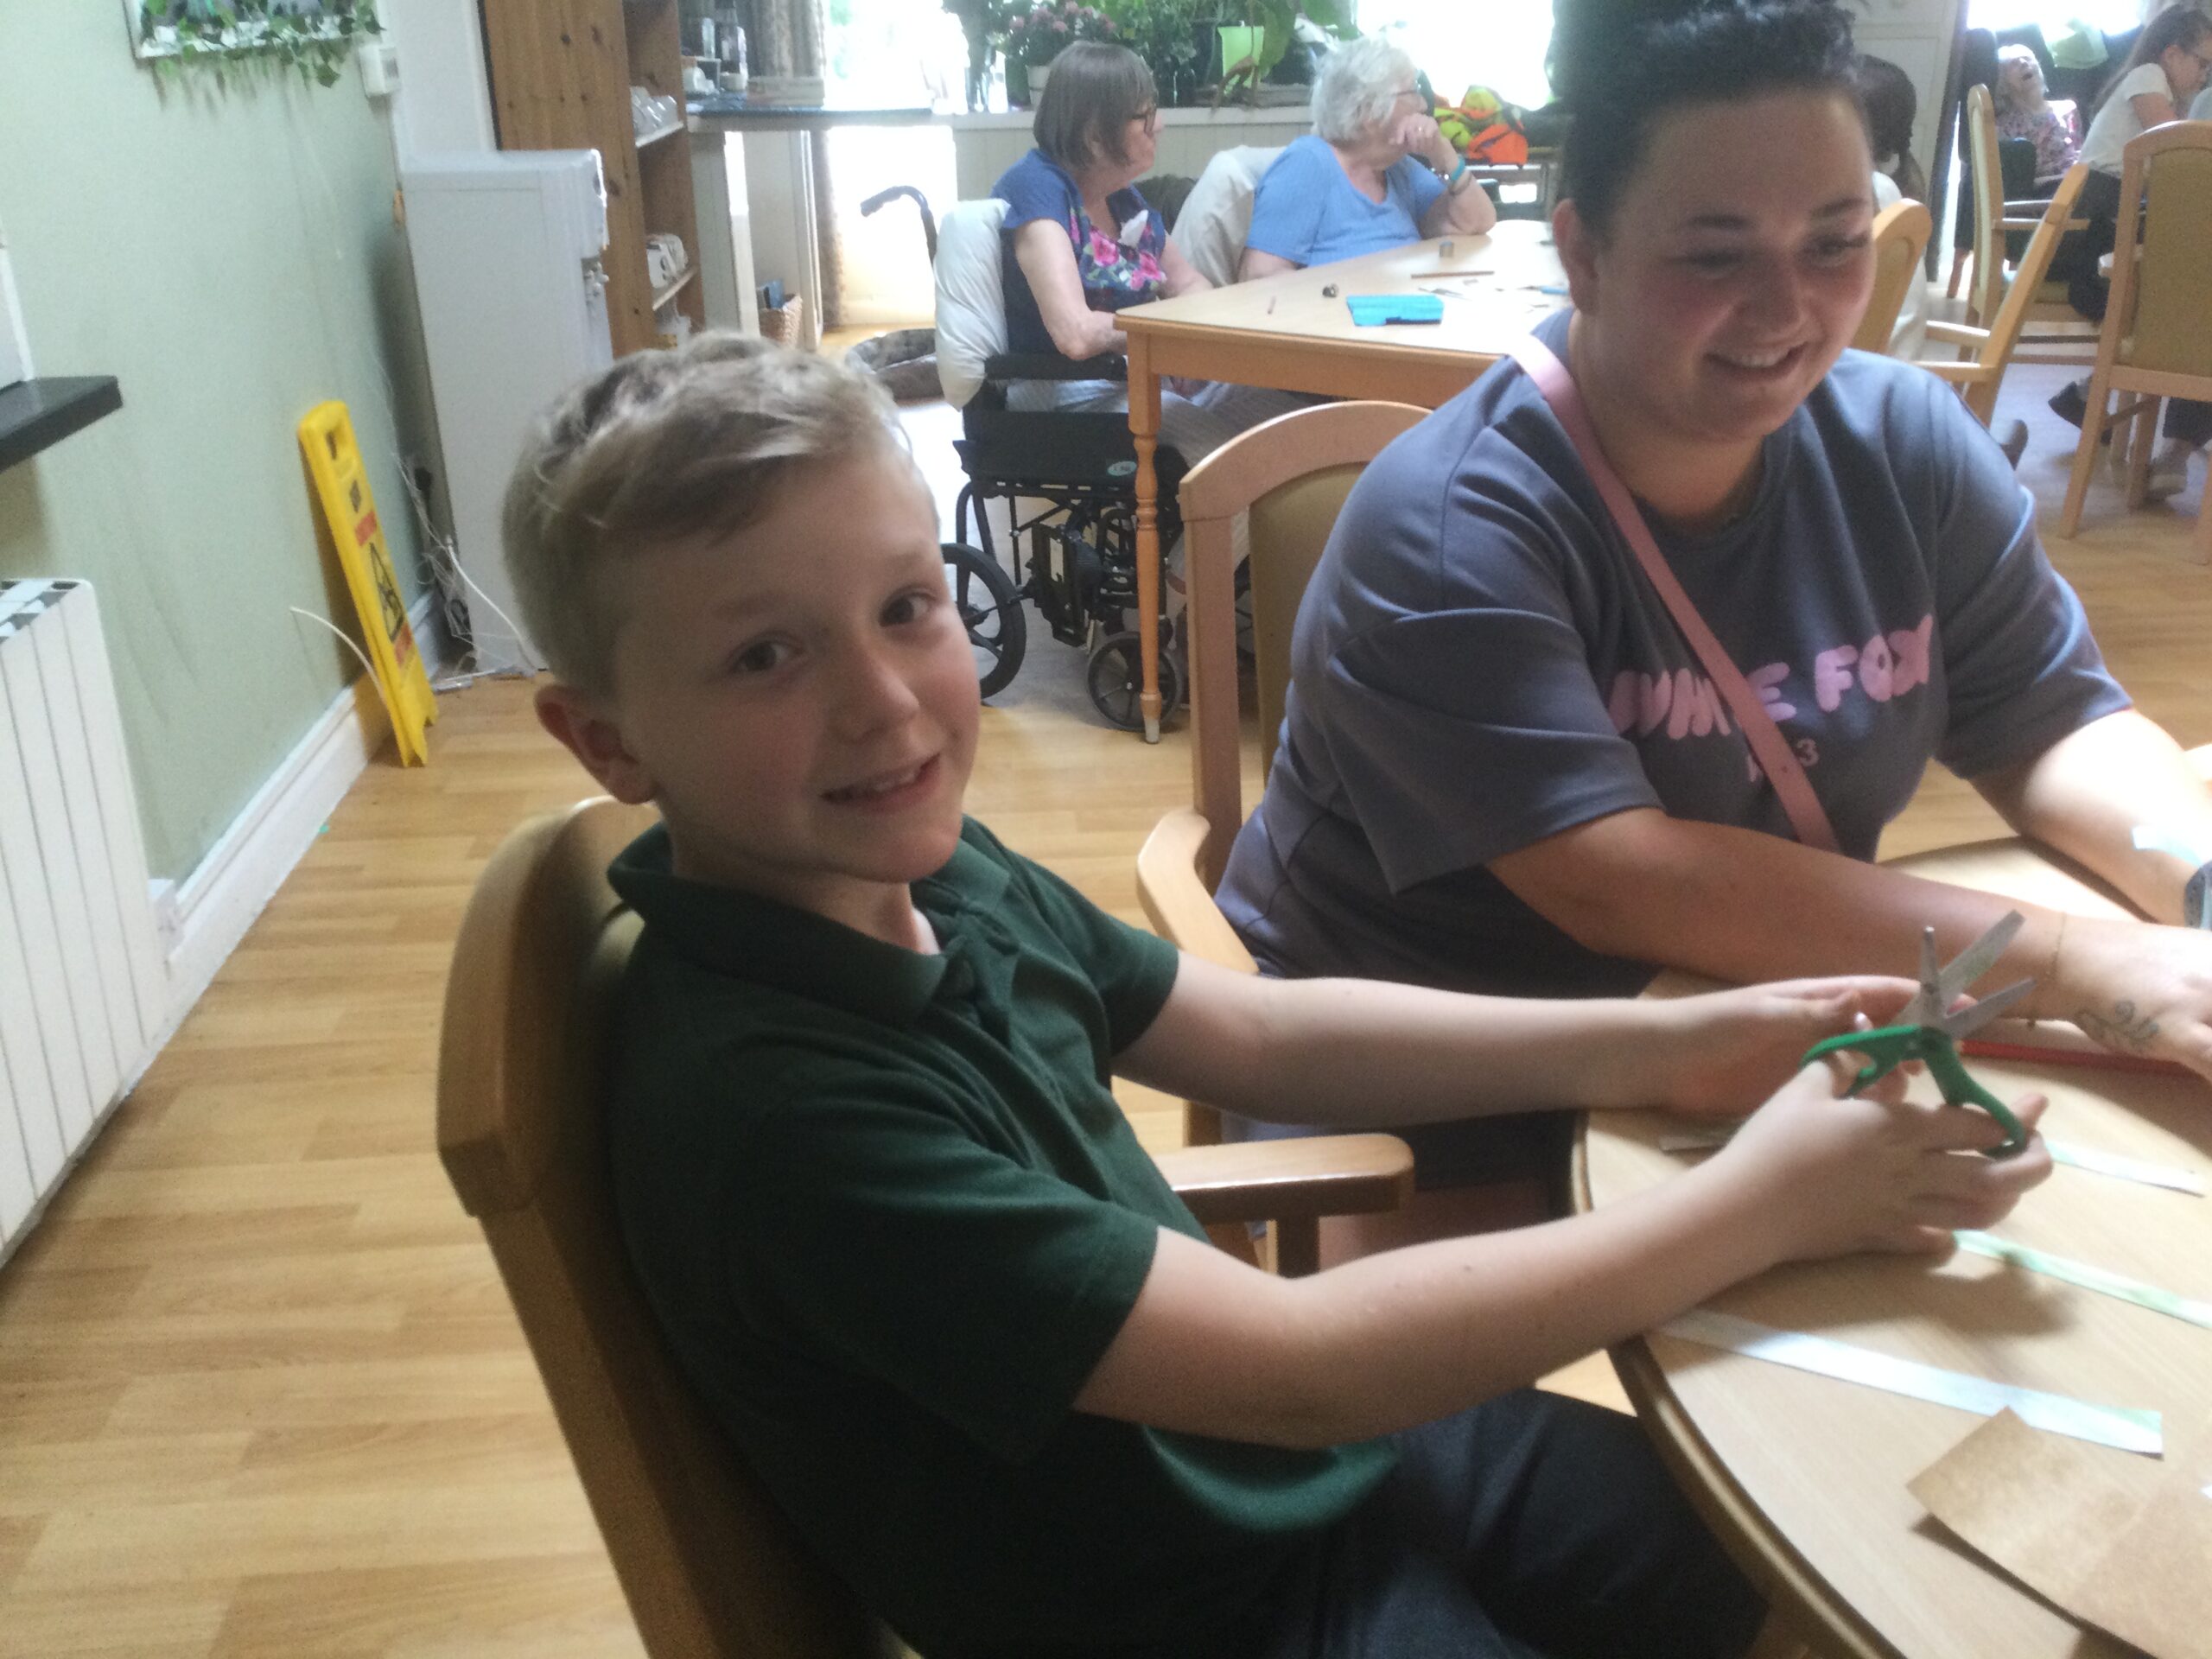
[380,0,496,156]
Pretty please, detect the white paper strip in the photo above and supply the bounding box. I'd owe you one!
[2044,1137,2206,1197]
[1954,1231,2212,1331]
[1660,1309,2163,1455]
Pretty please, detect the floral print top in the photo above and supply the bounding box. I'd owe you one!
[993,148,1166,355]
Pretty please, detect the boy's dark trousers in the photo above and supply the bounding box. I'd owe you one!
[1245,1389,1766,1659]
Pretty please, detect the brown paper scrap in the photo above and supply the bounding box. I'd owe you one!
[1910,1407,2212,1659]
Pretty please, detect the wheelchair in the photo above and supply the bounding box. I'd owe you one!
[934,200,1193,731]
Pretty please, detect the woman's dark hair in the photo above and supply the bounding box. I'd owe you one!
[2088,4,2212,120]
[1549,0,1862,235]
[1853,53,1928,200]
[1033,41,1158,171]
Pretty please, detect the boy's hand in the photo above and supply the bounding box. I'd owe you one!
[1651,976,1921,1118]
[1714,1055,2052,1262]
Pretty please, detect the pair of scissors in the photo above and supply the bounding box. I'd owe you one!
[1800,912,2036,1159]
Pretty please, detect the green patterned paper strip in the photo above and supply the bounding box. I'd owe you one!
[1954,1231,2212,1331]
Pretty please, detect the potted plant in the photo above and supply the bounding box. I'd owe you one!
[1212,0,1353,104]
[1005,2,1117,102]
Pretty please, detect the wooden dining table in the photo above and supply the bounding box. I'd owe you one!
[1110,221,1568,741]
[1579,836,2212,1658]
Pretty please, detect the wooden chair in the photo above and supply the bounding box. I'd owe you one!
[1851,198,1934,354]
[436,801,1413,1659]
[1916,163,2089,426]
[1136,400,1427,1151]
[1955,85,2098,362]
[2058,121,2212,567]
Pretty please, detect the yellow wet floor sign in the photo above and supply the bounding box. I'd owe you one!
[299,401,435,766]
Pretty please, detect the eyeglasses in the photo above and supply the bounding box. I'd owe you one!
[1393,86,1427,104]
[1128,105,1159,130]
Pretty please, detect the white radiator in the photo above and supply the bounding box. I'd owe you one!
[0,579,165,1250]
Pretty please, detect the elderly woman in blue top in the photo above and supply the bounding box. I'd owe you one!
[1215,0,2212,1236]
[1238,35,1499,282]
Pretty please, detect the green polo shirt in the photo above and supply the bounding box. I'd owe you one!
[605,819,1392,1658]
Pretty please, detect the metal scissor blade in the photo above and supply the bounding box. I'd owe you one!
[1936,976,2035,1039]
[1936,911,2026,1004]
[1897,927,1948,1028]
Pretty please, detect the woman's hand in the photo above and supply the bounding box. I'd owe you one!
[2049,914,2212,1084]
[1713,1057,2052,1262]
[1649,976,1921,1118]
[1390,110,1457,174]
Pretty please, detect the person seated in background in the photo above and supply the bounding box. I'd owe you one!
[1237,35,1498,282]
[1852,52,1929,203]
[991,40,1300,454]
[994,41,1204,367]
[1993,42,2082,184]
[2045,4,2212,498]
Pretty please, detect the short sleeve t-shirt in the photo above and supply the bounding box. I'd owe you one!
[2079,62,2173,174]
[1245,133,1446,268]
[1215,308,2129,998]
[606,819,1391,1658]
[993,147,1168,355]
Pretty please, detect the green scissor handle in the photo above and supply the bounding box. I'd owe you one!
[1801,1023,2030,1159]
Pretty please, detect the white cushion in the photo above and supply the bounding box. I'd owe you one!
[934,199,1011,409]
[1173,146,1285,289]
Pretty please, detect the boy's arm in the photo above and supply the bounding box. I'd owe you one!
[1077,1064,2050,1447]
[1113,951,1918,1124]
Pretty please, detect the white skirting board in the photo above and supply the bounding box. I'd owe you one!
[155,588,451,1056]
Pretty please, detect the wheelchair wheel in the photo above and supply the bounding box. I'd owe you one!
[1085,631,1182,733]
[942,542,1026,701]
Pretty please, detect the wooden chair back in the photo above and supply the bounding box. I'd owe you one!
[1959,162,2087,422]
[435,798,899,1659]
[1178,401,1427,898]
[1852,198,1933,354]
[2058,123,2212,565]
[2115,121,2212,382]
[1963,85,2010,328]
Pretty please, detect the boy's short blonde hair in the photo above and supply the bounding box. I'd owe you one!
[502,333,901,696]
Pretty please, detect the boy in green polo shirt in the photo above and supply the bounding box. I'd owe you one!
[502,335,2050,1659]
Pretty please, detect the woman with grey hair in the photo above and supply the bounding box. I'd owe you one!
[1238,35,1497,280]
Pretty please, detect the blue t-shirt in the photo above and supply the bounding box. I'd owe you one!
[1244,134,1446,268]
[993,148,1168,356]
[1217,308,2130,998]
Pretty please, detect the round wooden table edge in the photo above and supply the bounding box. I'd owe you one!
[1571,1122,1904,1659]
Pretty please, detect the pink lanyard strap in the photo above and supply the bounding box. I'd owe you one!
[1509,334,1840,855]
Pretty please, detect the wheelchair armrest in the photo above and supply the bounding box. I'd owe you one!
[982,352,1129,384]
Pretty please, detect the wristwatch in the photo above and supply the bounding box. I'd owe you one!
[2186,859,2211,930]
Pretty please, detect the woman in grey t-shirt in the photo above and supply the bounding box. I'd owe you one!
[1217,0,2212,1231]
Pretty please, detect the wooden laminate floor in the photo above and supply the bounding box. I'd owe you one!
[0,361,2205,1656]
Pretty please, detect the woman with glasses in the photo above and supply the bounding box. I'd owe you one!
[2044,4,2212,497]
[992,41,1297,451]
[1238,35,1499,282]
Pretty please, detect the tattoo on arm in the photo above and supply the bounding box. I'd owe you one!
[2075,1001,2160,1055]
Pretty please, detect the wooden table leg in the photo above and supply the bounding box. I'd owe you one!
[1126,336,1165,743]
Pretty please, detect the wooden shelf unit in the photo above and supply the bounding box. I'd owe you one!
[479,0,707,357]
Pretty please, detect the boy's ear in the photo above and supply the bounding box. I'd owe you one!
[1552,199,1601,315]
[534,683,658,806]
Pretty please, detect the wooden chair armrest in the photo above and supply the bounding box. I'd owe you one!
[1916,360,1984,383]
[1922,320,1990,348]
[1154,1134,1415,1226]
[1137,809,1256,972]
